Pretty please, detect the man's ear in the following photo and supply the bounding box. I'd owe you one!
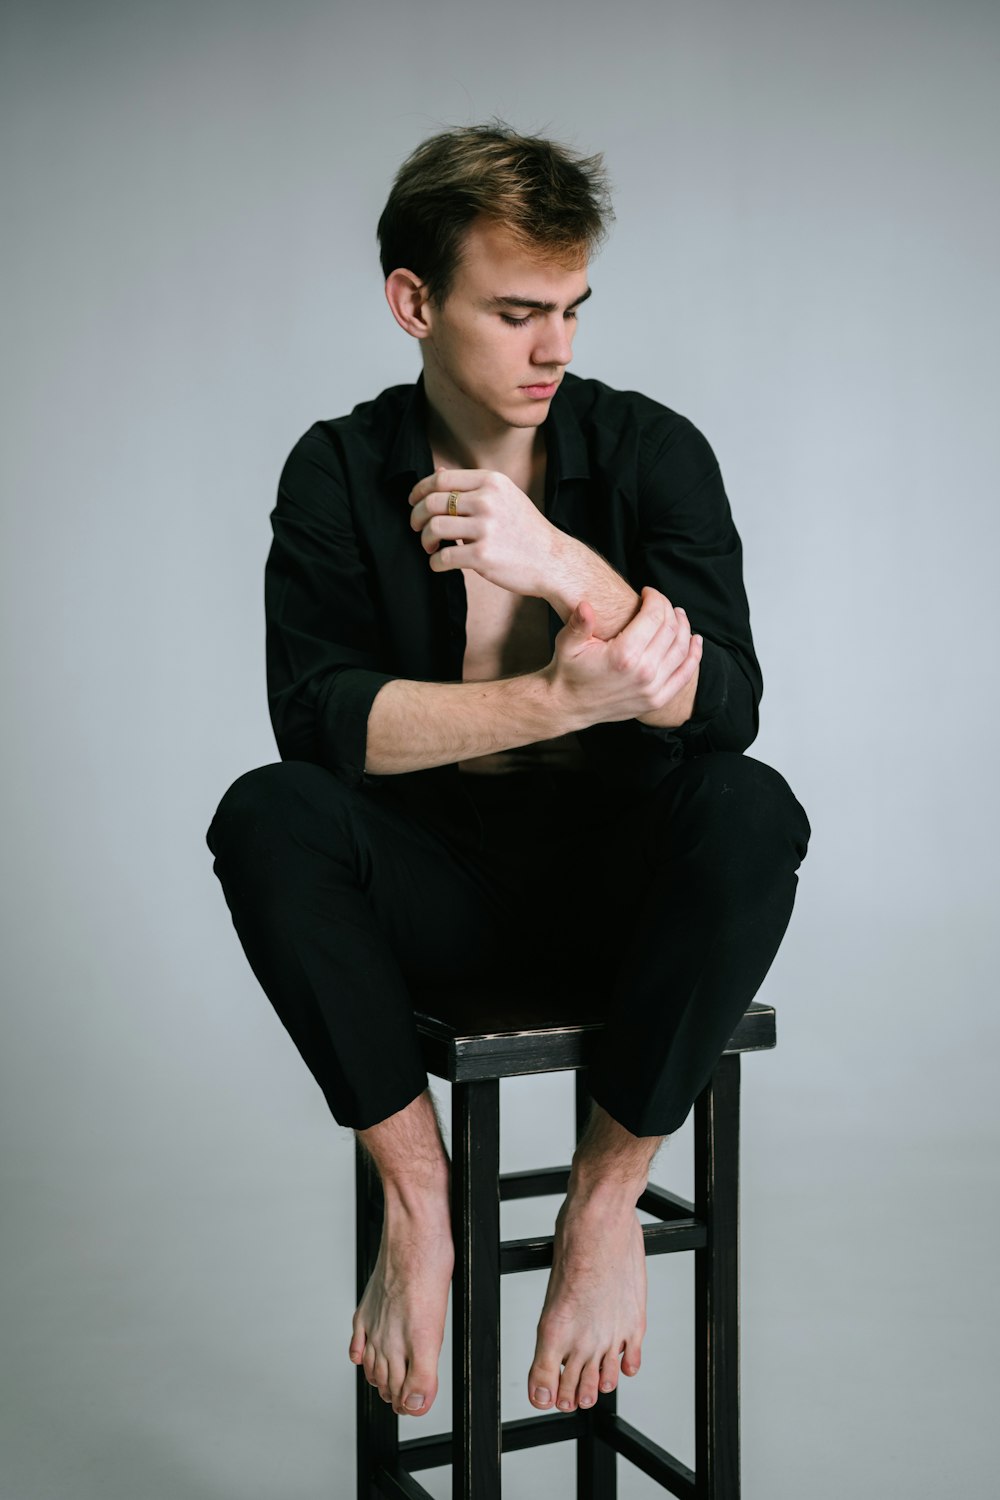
[385,269,432,339]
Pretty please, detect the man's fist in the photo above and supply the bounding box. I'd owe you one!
[407,467,564,597]
[545,586,702,728]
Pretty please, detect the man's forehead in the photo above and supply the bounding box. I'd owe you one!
[460,218,589,306]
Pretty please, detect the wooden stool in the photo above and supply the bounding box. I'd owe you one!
[355,987,776,1499]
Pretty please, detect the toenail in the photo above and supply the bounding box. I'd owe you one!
[405,1394,425,1410]
[533,1387,551,1404]
[580,1396,593,1407]
[559,1399,572,1410]
[600,1381,613,1392]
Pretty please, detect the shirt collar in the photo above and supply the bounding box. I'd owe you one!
[545,372,591,483]
[382,368,591,487]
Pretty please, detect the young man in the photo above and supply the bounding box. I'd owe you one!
[206,122,810,1424]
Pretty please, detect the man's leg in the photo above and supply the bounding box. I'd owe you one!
[525,752,811,1412]
[585,751,812,1138]
[205,759,524,1419]
[351,1089,454,1418]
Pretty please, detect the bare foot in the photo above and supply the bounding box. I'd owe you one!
[349,1192,455,1418]
[527,1185,647,1413]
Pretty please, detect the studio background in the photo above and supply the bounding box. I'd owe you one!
[3,1,997,1496]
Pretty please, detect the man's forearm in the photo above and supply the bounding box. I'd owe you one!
[545,533,639,637]
[364,673,583,775]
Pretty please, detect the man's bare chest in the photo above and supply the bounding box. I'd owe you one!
[462,569,551,682]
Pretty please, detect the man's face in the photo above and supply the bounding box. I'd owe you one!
[420,216,591,429]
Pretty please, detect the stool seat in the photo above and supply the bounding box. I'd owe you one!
[412,990,776,1081]
[356,990,777,1499]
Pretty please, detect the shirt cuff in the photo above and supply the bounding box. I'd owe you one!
[632,637,728,754]
[316,666,399,788]
[673,637,728,736]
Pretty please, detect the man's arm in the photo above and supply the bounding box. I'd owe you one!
[365,674,570,775]
[408,469,700,730]
[407,434,757,751]
[631,416,762,752]
[409,465,645,641]
[365,588,702,774]
[266,431,403,786]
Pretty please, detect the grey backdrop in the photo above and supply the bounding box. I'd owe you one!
[3,1,997,1496]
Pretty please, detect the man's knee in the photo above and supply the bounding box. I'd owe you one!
[648,751,811,871]
[700,751,809,850]
[205,759,354,858]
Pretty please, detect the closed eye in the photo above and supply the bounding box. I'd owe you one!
[500,310,579,327]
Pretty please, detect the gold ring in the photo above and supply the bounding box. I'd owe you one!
[447,491,459,516]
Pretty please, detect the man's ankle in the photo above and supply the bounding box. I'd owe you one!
[380,1162,452,1219]
[567,1156,648,1207]
[356,1089,452,1209]
[567,1104,663,1203]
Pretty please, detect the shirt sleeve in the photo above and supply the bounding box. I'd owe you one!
[264,428,398,786]
[634,414,762,755]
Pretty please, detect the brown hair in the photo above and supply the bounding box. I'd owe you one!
[376,117,615,309]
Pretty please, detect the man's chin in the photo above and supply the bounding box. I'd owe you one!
[500,393,551,425]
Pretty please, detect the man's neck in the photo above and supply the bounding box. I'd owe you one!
[422,370,545,478]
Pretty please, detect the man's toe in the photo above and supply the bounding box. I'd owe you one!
[528,1352,559,1409]
[386,1355,408,1414]
[372,1351,390,1396]
[349,1311,366,1363]
[577,1358,602,1408]
[399,1363,437,1417]
[556,1358,585,1412]
[598,1348,621,1393]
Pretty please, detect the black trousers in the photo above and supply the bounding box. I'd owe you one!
[205,752,810,1138]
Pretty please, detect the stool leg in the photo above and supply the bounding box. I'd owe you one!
[355,1138,398,1499]
[574,1069,617,1500]
[452,1078,502,1499]
[694,1052,741,1500]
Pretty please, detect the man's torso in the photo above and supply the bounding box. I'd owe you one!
[429,442,586,775]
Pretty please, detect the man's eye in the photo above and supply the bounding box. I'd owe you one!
[499,311,579,327]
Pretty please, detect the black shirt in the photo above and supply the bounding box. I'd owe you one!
[264,368,762,806]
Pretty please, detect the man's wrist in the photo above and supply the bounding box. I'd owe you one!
[637,665,700,729]
[533,661,596,738]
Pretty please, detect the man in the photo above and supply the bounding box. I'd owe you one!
[206,121,810,1426]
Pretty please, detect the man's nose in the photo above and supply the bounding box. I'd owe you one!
[533,317,574,366]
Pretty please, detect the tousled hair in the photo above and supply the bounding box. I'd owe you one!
[376,117,615,309]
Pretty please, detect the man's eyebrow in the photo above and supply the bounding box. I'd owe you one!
[483,286,593,312]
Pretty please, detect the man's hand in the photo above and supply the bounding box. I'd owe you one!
[544,586,703,728]
[407,467,564,597]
